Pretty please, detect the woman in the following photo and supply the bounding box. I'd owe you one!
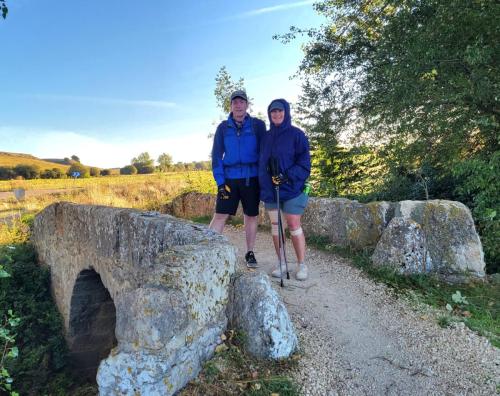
[259,98,311,280]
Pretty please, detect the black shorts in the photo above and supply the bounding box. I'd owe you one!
[216,177,260,216]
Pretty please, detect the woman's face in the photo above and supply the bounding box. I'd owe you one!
[271,109,285,126]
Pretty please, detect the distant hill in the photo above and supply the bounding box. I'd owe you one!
[42,158,69,165]
[0,152,70,172]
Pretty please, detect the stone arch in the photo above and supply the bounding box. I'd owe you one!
[68,268,117,379]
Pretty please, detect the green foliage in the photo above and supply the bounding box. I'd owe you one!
[0,167,15,180]
[120,164,138,175]
[289,0,499,167]
[67,163,90,178]
[70,155,80,163]
[157,153,173,172]
[13,165,40,180]
[0,218,95,394]
[0,243,70,394]
[214,66,247,114]
[284,0,499,274]
[453,152,500,273]
[311,144,385,198]
[0,0,7,19]
[1,307,20,395]
[131,152,155,174]
[40,168,66,179]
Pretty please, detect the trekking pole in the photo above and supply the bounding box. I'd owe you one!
[275,183,285,287]
[270,157,289,287]
[277,198,290,280]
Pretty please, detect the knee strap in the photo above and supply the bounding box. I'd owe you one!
[290,227,303,236]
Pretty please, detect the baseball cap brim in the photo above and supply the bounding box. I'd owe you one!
[269,101,285,111]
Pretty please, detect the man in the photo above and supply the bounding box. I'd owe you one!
[209,90,266,268]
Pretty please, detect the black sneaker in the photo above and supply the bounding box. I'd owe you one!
[245,251,258,269]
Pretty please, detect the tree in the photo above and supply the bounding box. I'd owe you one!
[41,168,65,179]
[100,169,111,176]
[89,167,100,177]
[1,0,7,19]
[214,66,248,114]
[284,0,499,171]
[120,165,137,175]
[67,163,89,178]
[0,167,14,180]
[14,165,40,180]
[131,152,155,173]
[157,153,173,172]
[71,155,80,163]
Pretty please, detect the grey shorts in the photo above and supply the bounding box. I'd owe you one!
[264,192,309,215]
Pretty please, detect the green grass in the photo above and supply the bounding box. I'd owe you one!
[180,330,299,396]
[307,235,500,348]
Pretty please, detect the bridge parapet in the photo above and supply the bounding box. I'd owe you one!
[33,202,235,395]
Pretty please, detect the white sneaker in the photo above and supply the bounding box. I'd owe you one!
[296,263,308,281]
[271,263,286,278]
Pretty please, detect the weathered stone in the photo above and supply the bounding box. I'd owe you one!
[32,202,236,395]
[372,217,432,274]
[166,191,269,226]
[167,191,216,220]
[396,200,485,277]
[302,198,395,249]
[227,272,297,359]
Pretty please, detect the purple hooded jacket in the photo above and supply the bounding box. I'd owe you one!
[258,99,311,203]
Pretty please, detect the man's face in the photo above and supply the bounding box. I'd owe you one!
[231,97,248,122]
[270,109,285,126]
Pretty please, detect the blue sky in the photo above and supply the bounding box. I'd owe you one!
[0,0,324,168]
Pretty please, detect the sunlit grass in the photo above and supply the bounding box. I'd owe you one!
[0,171,216,215]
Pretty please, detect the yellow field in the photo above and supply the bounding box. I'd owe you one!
[0,171,216,220]
[0,171,214,192]
[0,152,70,172]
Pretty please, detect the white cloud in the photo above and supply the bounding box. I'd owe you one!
[237,1,316,18]
[20,94,177,109]
[1,126,212,168]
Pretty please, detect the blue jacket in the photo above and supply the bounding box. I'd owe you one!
[211,113,266,186]
[259,99,311,203]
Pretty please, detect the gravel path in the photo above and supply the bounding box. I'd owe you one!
[225,227,499,396]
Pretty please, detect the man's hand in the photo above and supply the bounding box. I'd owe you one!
[218,184,231,200]
[271,173,288,186]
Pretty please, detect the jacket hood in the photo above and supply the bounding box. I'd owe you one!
[267,98,291,132]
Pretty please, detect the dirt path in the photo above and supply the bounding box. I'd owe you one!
[225,227,499,396]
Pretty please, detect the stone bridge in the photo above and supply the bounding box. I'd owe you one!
[32,202,235,395]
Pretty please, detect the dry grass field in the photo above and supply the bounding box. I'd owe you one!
[0,152,70,172]
[0,171,216,222]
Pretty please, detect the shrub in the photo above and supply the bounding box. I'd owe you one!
[13,164,40,180]
[100,169,111,176]
[120,165,137,175]
[40,168,66,179]
[0,166,15,180]
[89,167,100,177]
[67,163,90,178]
